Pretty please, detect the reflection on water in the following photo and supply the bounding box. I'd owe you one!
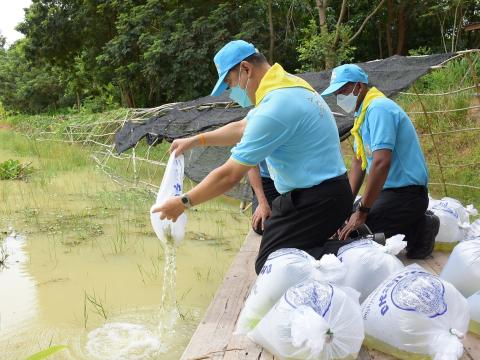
[0,232,38,333]
[0,133,249,359]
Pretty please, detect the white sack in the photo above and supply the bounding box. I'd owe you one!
[440,239,480,297]
[235,249,346,335]
[337,234,406,303]
[362,264,469,360]
[249,279,364,360]
[429,197,477,246]
[467,291,480,335]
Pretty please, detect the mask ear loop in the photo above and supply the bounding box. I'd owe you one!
[238,65,250,91]
[351,82,359,96]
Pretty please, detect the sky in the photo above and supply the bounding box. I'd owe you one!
[0,0,32,46]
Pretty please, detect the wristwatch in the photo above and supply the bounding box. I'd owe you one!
[180,193,193,208]
[357,201,371,214]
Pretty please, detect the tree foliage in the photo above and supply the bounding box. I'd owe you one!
[0,0,479,113]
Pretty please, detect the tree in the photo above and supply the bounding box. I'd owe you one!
[298,0,386,70]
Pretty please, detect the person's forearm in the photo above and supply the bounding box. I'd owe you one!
[248,167,268,205]
[349,157,366,199]
[187,160,249,206]
[196,120,246,147]
[361,157,390,208]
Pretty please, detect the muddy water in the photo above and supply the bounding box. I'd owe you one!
[0,132,249,359]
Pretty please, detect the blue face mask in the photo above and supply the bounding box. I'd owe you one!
[229,68,253,108]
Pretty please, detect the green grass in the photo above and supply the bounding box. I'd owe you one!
[0,159,33,180]
[396,55,480,206]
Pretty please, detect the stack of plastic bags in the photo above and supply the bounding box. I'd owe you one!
[362,264,470,360]
[236,248,365,360]
[428,196,477,251]
[337,234,406,302]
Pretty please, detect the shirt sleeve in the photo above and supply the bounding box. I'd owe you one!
[230,113,293,166]
[367,103,399,152]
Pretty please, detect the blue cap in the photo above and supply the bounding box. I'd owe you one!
[321,64,369,96]
[211,40,257,96]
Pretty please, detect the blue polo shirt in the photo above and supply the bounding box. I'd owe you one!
[231,87,346,194]
[354,97,428,189]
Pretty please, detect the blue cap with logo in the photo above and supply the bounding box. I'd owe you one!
[211,40,257,96]
[321,64,369,96]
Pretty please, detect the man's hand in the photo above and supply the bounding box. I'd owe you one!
[151,196,185,222]
[338,211,368,241]
[252,202,272,231]
[170,137,198,156]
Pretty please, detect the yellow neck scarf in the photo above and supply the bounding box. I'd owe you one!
[351,87,386,170]
[255,63,315,106]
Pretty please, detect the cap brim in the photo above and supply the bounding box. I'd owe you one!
[320,81,348,97]
[211,71,229,96]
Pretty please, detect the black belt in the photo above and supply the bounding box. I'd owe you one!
[384,185,427,193]
[288,172,348,195]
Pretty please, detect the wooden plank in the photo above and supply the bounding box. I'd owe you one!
[181,230,262,360]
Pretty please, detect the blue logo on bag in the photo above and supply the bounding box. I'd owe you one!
[337,238,376,258]
[432,202,459,219]
[284,281,333,317]
[391,272,447,318]
[267,248,310,261]
[173,183,181,195]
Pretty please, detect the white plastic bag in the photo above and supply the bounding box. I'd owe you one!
[440,239,480,298]
[235,249,346,335]
[362,264,469,360]
[429,197,477,249]
[150,152,187,245]
[337,234,406,303]
[465,219,480,241]
[467,291,480,335]
[248,279,364,360]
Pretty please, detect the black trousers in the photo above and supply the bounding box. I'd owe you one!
[255,173,353,274]
[363,185,429,252]
[251,177,281,235]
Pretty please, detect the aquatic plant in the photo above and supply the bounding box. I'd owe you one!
[0,159,32,180]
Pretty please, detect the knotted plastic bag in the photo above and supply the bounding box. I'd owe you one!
[337,234,406,303]
[235,249,346,335]
[429,197,477,250]
[248,279,364,360]
[150,152,187,245]
[362,264,469,360]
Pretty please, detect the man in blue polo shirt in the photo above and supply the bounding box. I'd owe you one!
[321,64,439,259]
[153,40,352,273]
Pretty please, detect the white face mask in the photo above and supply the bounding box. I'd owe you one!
[337,83,359,114]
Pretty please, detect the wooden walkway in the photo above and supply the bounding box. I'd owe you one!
[181,231,480,360]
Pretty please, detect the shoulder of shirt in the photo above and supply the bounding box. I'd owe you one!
[365,97,402,119]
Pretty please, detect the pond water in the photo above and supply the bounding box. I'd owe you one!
[0,131,250,359]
